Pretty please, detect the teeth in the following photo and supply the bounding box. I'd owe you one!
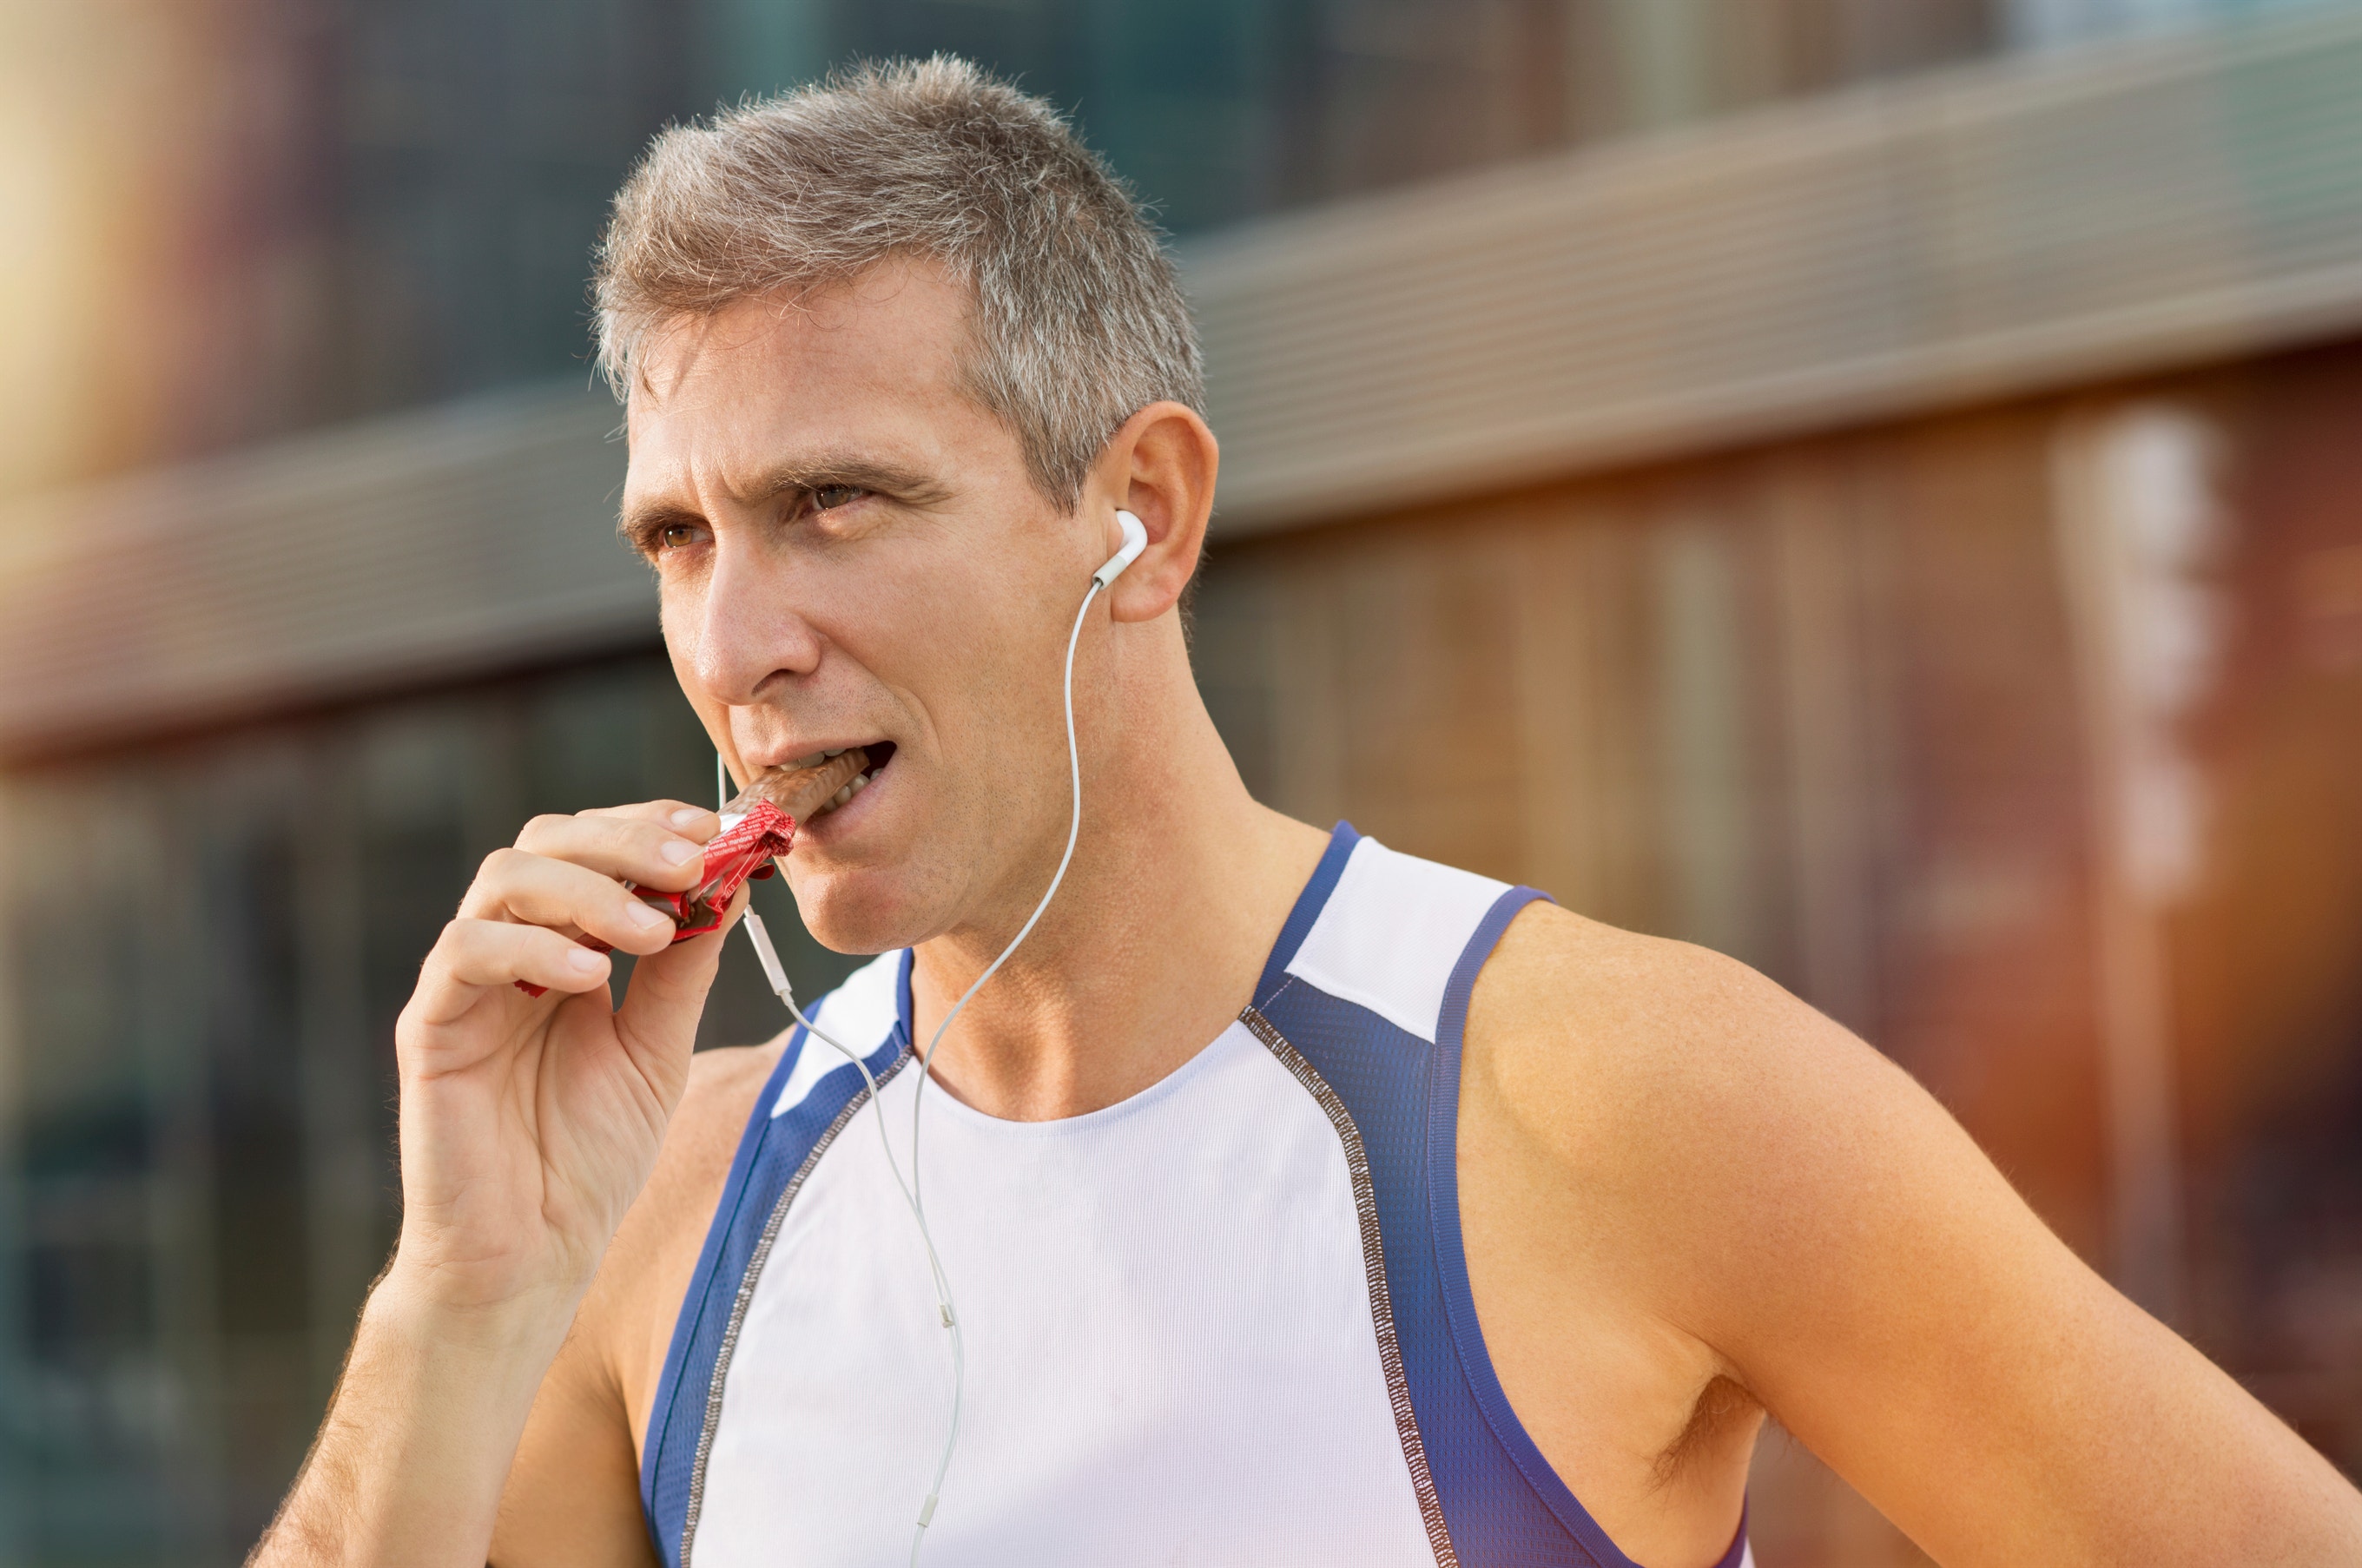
[791,752,824,768]
[808,764,875,815]
[823,748,844,758]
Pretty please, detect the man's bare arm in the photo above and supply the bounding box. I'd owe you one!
[491,1317,652,1568]
[491,1043,786,1568]
[1469,902,2362,1566]
[259,1275,585,1567]
[248,799,742,1567]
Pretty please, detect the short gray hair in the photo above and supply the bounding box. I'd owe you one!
[594,56,1204,511]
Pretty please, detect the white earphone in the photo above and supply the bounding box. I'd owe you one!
[736,508,1147,1564]
[1094,508,1149,587]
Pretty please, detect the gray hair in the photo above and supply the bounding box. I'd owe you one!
[594,56,1204,511]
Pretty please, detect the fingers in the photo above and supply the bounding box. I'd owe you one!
[508,807,711,893]
[412,918,612,1025]
[459,848,689,955]
[417,801,728,1023]
[581,799,721,840]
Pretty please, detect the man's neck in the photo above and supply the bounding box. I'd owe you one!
[906,642,1329,1123]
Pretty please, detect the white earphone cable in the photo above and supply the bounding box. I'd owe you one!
[732,570,1105,1565]
[908,576,1099,1216]
[740,908,964,1566]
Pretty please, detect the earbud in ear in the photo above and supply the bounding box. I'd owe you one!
[1092,510,1149,588]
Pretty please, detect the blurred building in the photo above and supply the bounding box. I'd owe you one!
[4,3,2362,1564]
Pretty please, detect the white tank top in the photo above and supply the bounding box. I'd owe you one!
[640,824,1751,1568]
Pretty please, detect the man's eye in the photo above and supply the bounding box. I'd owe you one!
[812,484,864,511]
[656,523,700,550]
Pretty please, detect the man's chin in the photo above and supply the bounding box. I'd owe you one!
[782,856,937,959]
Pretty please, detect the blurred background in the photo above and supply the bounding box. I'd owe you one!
[1,0,2359,1562]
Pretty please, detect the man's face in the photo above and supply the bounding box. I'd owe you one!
[623,260,1103,954]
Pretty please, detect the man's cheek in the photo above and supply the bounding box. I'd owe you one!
[659,594,710,695]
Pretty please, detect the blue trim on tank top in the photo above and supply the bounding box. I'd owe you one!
[1426,885,1625,1555]
[639,1028,804,1559]
[1427,886,1689,1568]
[638,1000,908,1565]
[1261,825,1747,1568]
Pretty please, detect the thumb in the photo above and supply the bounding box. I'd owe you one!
[611,886,743,1082]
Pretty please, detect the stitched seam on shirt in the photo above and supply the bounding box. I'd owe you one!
[1241,1004,1460,1568]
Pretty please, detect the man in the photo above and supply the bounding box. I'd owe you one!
[255,57,2362,1568]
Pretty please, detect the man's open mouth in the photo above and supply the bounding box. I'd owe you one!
[797,741,894,814]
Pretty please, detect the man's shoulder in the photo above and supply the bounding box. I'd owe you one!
[1457,899,1943,1374]
[680,1035,794,1129]
[584,1032,795,1442]
[1474,899,1800,1059]
[649,1036,794,1219]
[1464,899,1884,1195]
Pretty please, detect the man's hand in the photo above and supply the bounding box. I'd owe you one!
[254,799,735,1568]
[394,800,730,1314]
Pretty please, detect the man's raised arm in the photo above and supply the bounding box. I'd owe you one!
[251,800,730,1567]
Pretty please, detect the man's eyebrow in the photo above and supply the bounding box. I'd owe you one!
[619,454,950,540]
[749,454,947,504]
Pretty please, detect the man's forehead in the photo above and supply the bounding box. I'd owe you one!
[623,260,979,486]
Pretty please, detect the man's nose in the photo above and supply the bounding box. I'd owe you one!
[676,536,824,705]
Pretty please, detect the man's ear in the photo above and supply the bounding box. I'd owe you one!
[1091,400,1218,623]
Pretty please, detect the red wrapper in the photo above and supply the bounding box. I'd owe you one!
[515,800,796,997]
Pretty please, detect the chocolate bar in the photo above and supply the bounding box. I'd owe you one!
[514,748,867,996]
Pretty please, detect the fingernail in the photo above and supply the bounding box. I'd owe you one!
[626,901,672,932]
[670,807,706,828]
[659,838,698,866]
[567,946,606,973]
